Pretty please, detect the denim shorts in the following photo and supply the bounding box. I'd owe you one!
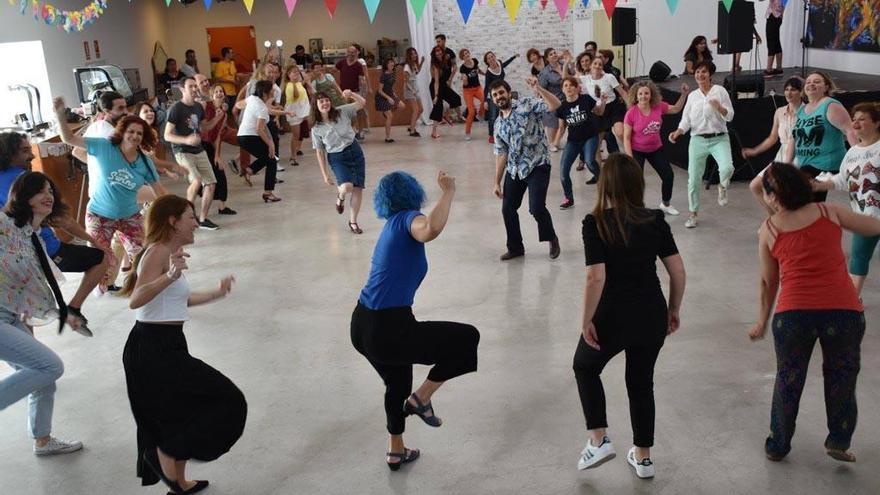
[327,140,366,188]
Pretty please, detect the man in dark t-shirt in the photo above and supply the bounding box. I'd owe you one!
[434,34,463,122]
[335,45,369,140]
[290,45,314,67]
[165,77,220,230]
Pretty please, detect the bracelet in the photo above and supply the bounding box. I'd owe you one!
[165,270,177,281]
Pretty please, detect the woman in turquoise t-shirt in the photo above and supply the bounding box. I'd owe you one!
[785,72,854,200]
[54,97,166,291]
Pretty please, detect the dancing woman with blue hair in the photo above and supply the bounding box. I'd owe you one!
[350,170,480,471]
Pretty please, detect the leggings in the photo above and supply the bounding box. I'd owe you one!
[429,79,463,123]
[849,233,880,276]
[766,310,864,458]
[632,148,675,204]
[687,134,733,213]
[85,211,144,287]
[766,14,783,56]
[350,302,480,435]
[572,299,667,448]
[462,86,485,134]
[237,135,277,191]
[201,141,228,202]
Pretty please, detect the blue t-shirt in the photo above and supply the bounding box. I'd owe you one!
[0,166,60,256]
[359,210,428,310]
[85,137,159,219]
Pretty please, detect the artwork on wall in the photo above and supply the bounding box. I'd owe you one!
[807,0,880,52]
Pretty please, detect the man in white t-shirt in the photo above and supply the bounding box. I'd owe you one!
[71,91,128,196]
[181,49,200,77]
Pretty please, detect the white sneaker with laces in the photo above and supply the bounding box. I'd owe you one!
[685,216,698,228]
[34,437,83,456]
[577,436,616,470]
[658,203,680,216]
[718,185,729,206]
[627,447,655,478]
[464,134,472,141]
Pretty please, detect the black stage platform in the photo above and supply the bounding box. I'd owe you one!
[646,67,880,181]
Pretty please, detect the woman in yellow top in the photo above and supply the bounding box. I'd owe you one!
[282,64,312,167]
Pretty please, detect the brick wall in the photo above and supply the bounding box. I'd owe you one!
[432,1,578,95]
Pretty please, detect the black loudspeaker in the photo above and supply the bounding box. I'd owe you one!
[649,61,672,82]
[723,71,765,97]
[717,1,755,54]
[612,8,637,46]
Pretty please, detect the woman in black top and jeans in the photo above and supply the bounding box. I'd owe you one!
[483,51,518,143]
[573,153,685,479]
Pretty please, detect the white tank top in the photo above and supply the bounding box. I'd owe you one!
[134,248,191,322]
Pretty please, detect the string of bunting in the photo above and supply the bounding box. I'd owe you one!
[12,0,108,33]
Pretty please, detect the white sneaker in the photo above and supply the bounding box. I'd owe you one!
[277,163,286,172]
[685,216,698,228]
[464,134,472,141]
[658,203,680,216]
[718,185,728,206]
[549,144,559,152]
[34,437,83,456]
[627,447,655,478]
[577,436,616,470]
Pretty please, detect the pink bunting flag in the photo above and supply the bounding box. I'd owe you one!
[721,0,733,12]
[284,0,297,17]
[325,0,337,17]
[409,0,428,21]
[601,0,615,19]
[553,0,567,20]
[665,0,678,14]
[363,0,380,22]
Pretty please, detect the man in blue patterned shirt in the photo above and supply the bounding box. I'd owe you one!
[491,76,562,261]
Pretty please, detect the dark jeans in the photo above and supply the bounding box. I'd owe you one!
[586,132,620,169]
[350,302,480,435]
[201,141,228,202]
[236,135,278,191]
[502,165,557,253]
[633,148,675,204]
[766,310,864,458]
[560,138,599,200]
[486,95,499,137]
[572,297,667,447]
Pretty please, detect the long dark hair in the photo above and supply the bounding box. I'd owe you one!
[405,47,420,73]
[0,132,27,171]
[121,195,194,297]
[684,35,713,61]
[3,171,68,228]
[310,91,341,124]
[591,153,654,246]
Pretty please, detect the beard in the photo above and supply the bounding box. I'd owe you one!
[495,97,511,110]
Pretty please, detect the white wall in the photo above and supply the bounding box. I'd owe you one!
[161,0,410,70]
[0,0,166,107]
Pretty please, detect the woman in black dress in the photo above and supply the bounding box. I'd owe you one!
[121,194,246,494]
[375,58,405,143]
[573,153,685,479]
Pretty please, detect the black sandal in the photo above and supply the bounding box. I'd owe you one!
[348,222,363,234]
[403,393,442,427]
[336,194,345,214]
[386,448,420,471]
[167,480,209,495]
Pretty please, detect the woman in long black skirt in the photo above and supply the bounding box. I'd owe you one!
[351,171,480,471]
[121,195,246,494]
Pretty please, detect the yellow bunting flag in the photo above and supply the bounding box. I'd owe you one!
[505,0,521,22]
[242,0,253,14]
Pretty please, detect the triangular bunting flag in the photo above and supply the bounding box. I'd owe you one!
[488,0,496,5]
[165,0,171,6]
[721,0,733,12]
[540,0,548,9]
[325,0,338,17]
[601,0,615,18]
[665,0,678,14]
[457,0,475,23]
[568,0,576,8]
[203,0,212,10]
[581,0,589,7]
[505,0,521,22]
[284,0,297,17]
[242,0,253,14]
[363,0,380,22]
[781,0,789,7]
[409,0,428,21]
[553,0,568,20]
[528,0,537,7]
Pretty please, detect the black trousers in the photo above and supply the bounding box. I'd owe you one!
[201,141,228,202]
[350,302,480,435]
[633,148,675,204]
[572,297,667,447]
[267,119,280,153]
[766,15,783,56]
[429,79,463,122]
[236,135,277,191]
[502,165,557,253]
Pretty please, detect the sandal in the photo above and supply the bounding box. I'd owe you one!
[826,448,856,462]
[403,393,442,427]
[240,168,253,187]
[386,448,420,471]
[335,194,345,214]
[348,222,363,234]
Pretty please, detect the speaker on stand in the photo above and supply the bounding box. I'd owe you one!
[611,7,636,79]
[717,0,756,99]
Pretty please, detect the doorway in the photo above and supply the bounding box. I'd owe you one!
[207,26,258,75]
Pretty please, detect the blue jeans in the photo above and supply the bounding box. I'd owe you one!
[486,97,499,137]
[560,138,598,200]
[0,308,64,438]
